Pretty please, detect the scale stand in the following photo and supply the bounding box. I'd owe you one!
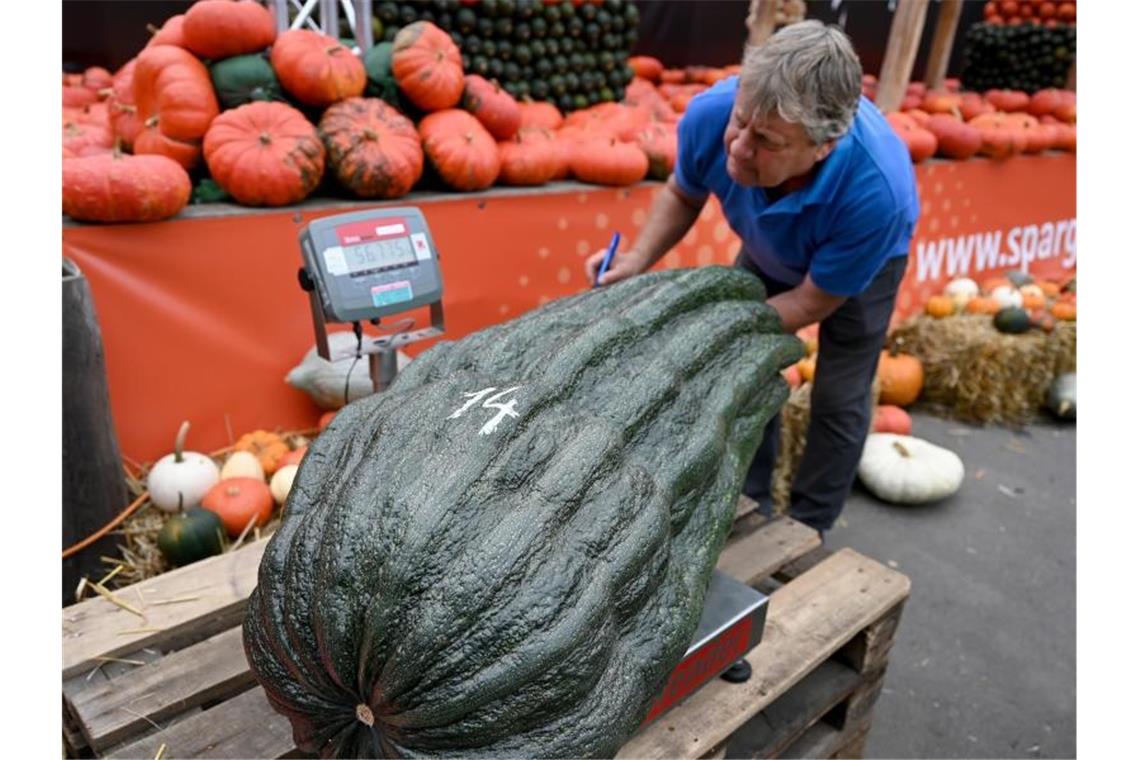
[300,271,444,393]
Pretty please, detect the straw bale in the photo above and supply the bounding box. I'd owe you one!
[888,315,1076,426]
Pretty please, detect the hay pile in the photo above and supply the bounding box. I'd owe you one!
[889,315,1076,425]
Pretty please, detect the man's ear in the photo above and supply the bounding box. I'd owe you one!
[813,139,838,162]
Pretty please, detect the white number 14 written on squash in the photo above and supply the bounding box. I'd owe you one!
[447,386,522,435]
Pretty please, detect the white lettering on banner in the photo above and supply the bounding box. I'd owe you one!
[447,386,522,435]
[913,218,1076,283]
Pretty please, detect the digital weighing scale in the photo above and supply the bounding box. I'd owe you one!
[297,207,767,720]
[298,207,445,391]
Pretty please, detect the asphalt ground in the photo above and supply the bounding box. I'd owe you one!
[823,411,1075,758]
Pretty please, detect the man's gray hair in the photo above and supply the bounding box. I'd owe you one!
[738,20,862,145]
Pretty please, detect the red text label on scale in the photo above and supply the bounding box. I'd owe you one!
[336,218,408,246]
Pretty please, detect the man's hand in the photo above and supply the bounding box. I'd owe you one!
[767,274,847,333]
[584,247,650,287]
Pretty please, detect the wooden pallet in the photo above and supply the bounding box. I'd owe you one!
[62,498,909,759]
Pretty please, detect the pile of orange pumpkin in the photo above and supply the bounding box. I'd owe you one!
[984,0,1076,27]
[62,0,689,224]
[925,272,1076,329]
[782,323,924,437]
[869,78,1076,164]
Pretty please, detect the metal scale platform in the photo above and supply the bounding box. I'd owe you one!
[297,208,769,722]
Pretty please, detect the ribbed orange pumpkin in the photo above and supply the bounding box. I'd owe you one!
[497,131,560,186]
[636,123,677,180]
[627,55,665,83]
[63,86,98,108]
[966,296,1001,315]
[318,97,423,199]
[877,350,924,407]
[133,45,220,169]
[570,138,649,186]
[107,58,143,150]
[63,119,114,158]
[146,14,187,48]
[517,126,570,180]
[233,429,290,475]
[182,0,276,60]
[81,66,114,92]
[271,30,366,107]
[392,21,464,112]
[518,100,564,130]
[462,75,521,140]
[63,152,191,223]
[419,109,500,191]
[925,294,956,318]
[203,101,326,206]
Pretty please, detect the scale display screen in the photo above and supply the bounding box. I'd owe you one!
[344,237,417,274]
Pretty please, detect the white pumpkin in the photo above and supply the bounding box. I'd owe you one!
[146,421,221,512]
[221,451,265,481]
[989,285,1023,309]
[285,331,412,410]
[858,433,964,505]
[270,464,299,505]
[944,277,979,299]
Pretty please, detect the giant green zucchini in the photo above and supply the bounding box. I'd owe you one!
[243,266,801,758]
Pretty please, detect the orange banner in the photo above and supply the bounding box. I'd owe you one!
[63,153,1074,462]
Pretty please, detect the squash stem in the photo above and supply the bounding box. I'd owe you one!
[891,440,911,458]
[174,420,191,464]
[355,703,375,726]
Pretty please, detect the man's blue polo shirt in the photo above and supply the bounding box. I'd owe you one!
[673,76,919,297]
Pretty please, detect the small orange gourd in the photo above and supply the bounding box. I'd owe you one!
[877,349,924,407]
[966,296,1001,315]
[234,430,290,475]
[1050,301,1076,321]
[925,295,956,318]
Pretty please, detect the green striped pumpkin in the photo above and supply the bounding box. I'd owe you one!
[243,266,801,757]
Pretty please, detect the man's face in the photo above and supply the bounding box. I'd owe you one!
[723,102,835,188]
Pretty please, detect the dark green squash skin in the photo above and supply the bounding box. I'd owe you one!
[209,53,284,110]
[157,507,225,567]
[364,43,402,108]
[243,267,802,758]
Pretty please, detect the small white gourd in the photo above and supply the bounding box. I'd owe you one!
[285,331,412,410]
[221,451,265,481]
[858,433,965,505]
[146,421,221,513]
[944,277,979,311]
[989,285,1023,310]
[270,464,299,505]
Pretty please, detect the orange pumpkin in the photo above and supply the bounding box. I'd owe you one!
[636,123,678,181]
[796,355,816,384]
[146,14,187,48]
[107,58,143,150]
[518,99,564,130]
[783,364,803,389]
[133,45,220,169]
[271,30,366,108]
[182,0,276,60]
[204,102,326,207]
[63,152,191,222]
[925,114,983,160]
[570,138,649,187]
[392,21,464,112]
[497,131,560,186]
[63,85,99,109]
[1040,280,1062,298]
[1021,293,1046,310]
[877,350,924,407]
[873,405,913,435]
[318,97,422,199]
[201,477,274,537]
[517,126,570,180]
[925,294,956,318]
[966,296,1001,315]
[1050,301,1076,321]
[233,430,290,475]
[984,89,1031,112]
[318,410,337,431]
[886,112,937,163]
[419,109,500,191]
[627,55,664,83]
[462,75,522,140]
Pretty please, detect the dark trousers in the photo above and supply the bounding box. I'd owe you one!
[737,252,909,532]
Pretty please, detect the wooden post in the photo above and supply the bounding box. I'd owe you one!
[63,259,128,607]
[746,0,780,47]
[875,0,932,113]
[923,0,963,91]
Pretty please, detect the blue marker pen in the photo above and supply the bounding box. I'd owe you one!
[595,231,622,287]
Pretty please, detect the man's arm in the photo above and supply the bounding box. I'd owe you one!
[586,175,706,285]
[766,274,846,333]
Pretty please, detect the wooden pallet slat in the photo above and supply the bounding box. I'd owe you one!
[617,549,910,759]
[62,538,269,680]
[67,627,255,753]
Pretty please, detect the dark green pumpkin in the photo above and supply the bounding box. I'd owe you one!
[243,267,801,758]
[994,306,1032,334]
[209,54,283,109]
[363,42,401,106]
[157,507,225,567]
